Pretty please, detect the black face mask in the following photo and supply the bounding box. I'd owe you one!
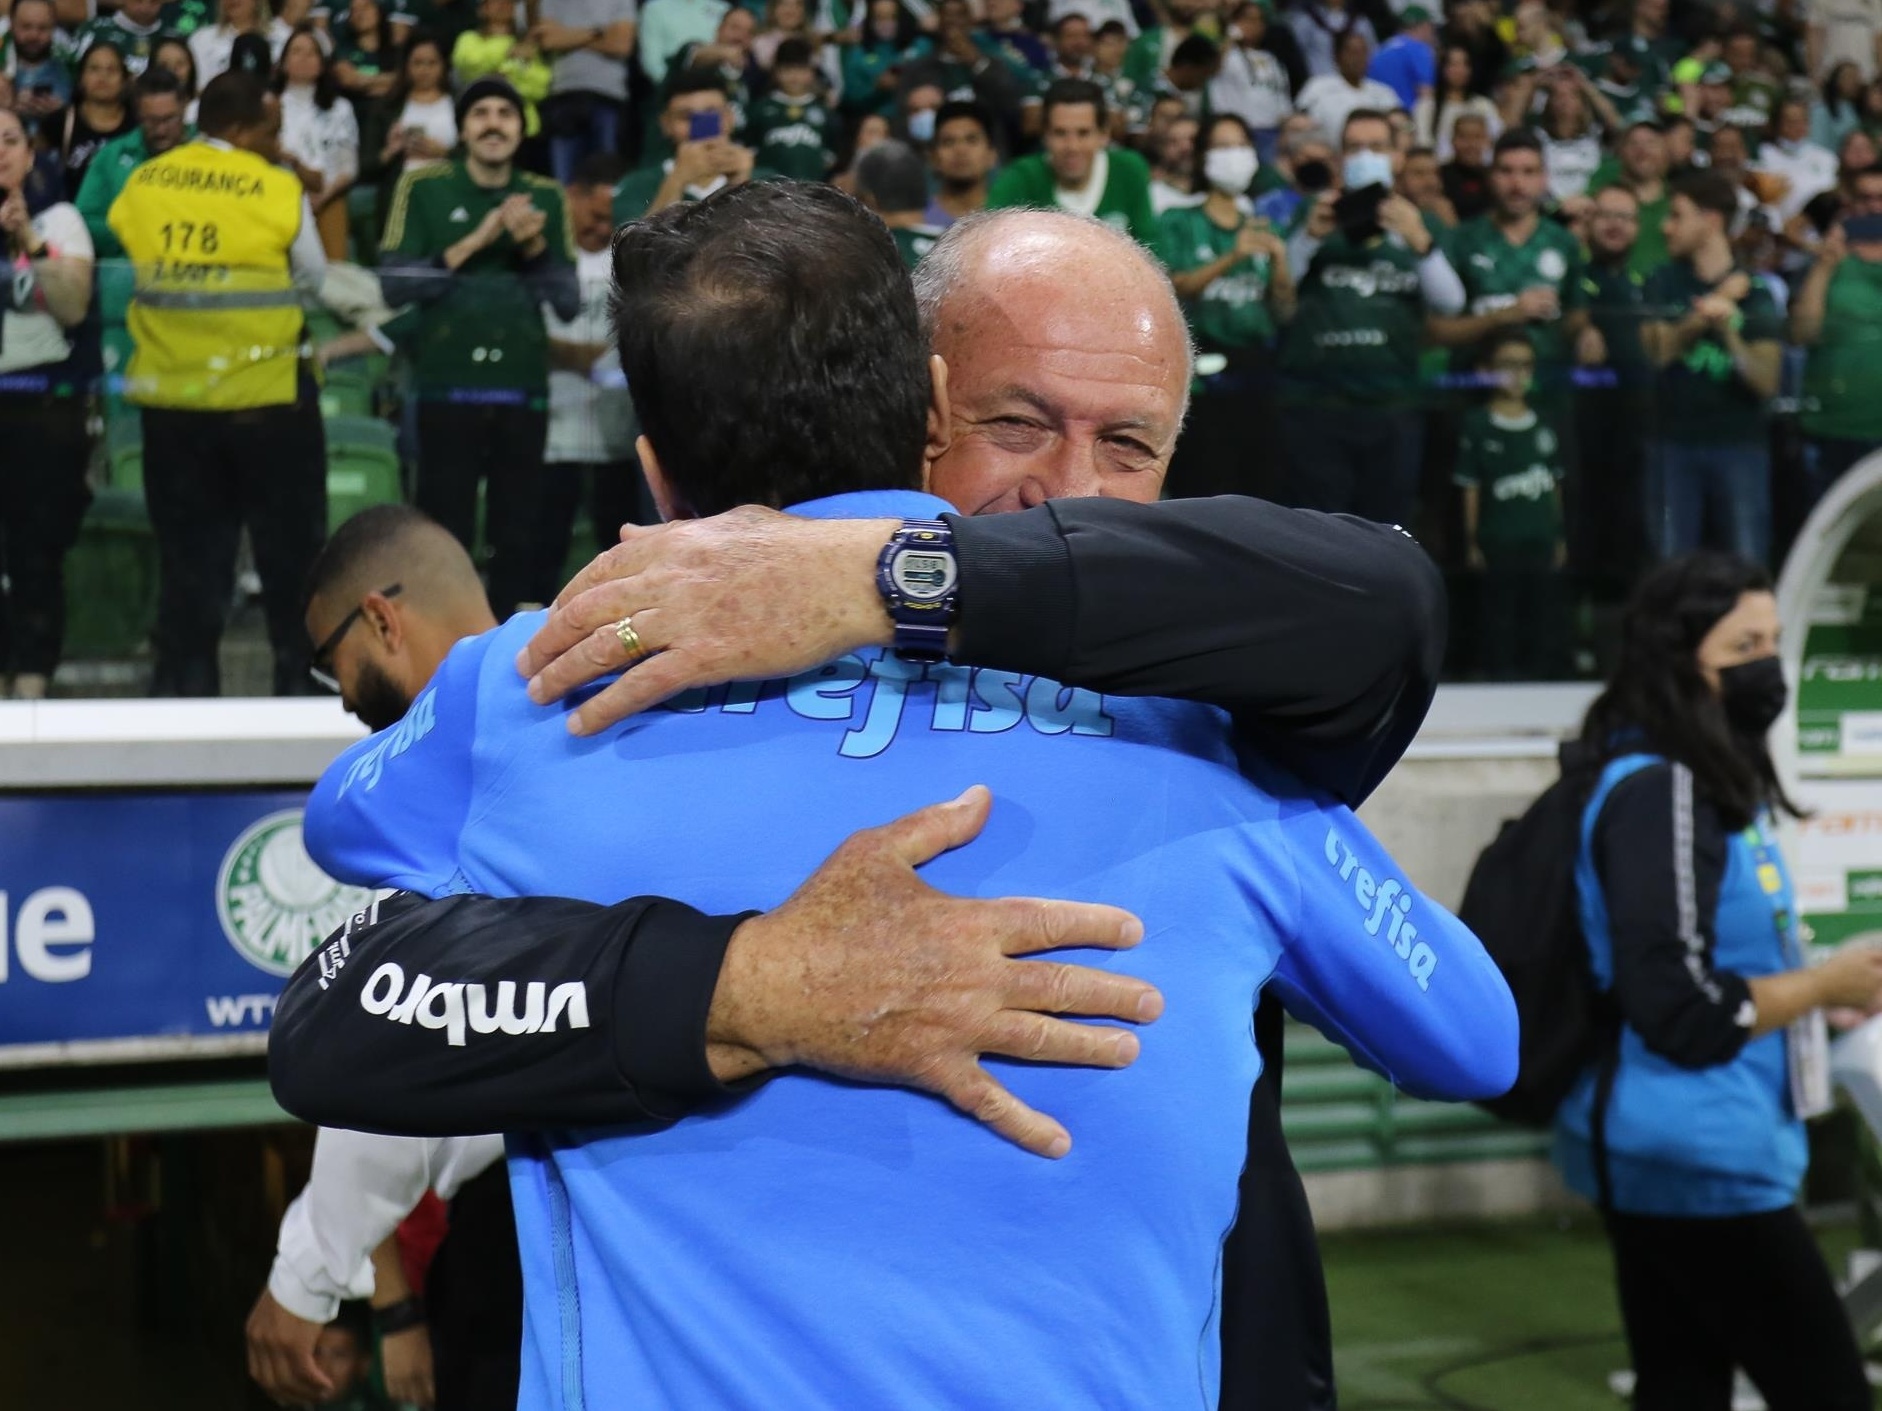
[351,656,413,735]
[1718,654,1787,735]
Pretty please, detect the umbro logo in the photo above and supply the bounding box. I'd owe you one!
[449,206,470,222]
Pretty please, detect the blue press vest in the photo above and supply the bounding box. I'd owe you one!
[305,489,1515,1410]
[1554,753,1806,1217]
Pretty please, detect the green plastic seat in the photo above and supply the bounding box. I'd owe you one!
[64,488,158,660]
[324,415,403,532]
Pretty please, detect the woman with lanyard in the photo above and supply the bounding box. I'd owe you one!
[0,106,95,701]
[1556,551,1882,1410]
[1156,112,1293,501]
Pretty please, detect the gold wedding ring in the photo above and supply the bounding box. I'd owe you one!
[613,614,647,662]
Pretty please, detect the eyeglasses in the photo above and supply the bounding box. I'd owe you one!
[309,583,401,694]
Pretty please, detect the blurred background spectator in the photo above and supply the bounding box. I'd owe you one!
[56,39,135,197]
[276,23,361,257]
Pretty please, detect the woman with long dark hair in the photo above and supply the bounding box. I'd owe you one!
[0,107,95,699]
[149,34,202,123]
[1414,43,1498,160]
[54,40,135,199]
[275,23,359,258]
[1557,551,1882,1410]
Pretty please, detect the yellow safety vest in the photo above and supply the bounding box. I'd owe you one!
[108,140,306,410]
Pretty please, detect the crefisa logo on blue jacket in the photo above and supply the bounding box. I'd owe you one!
[217,809,377,977]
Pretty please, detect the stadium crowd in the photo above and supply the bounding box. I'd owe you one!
[3,0,1882,698]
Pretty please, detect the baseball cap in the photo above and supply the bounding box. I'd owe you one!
[1612,35,1649,63]
[457,74,524,126]
[1400,4,1433,23]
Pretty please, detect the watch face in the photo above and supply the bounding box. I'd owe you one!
[891,548,958,601]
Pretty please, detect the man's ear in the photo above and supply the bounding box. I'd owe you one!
[921,354,953,490]
[361,589,406,652]
[638,435,691,521]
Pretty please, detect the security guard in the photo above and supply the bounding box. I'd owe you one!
[375,74,578,620]
[109,69,329,696]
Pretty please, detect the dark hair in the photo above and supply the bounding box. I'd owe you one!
[303,503,436,611]
[1170,33,1219,69]
[134,63,185,106]
[1341,106,1391,141]
[1334,25,1369,56]
[1493,126,1543,161]
[1672,167,1737,224]
[1477,324,1534,367]
[148,36,198,98]
[773,35,814,69]
[1042,76,1106,128]
[1095,18,1128,38]
[863,0,921,51]
[664,66,731,107]
[273,23,340,110]
[77,36,130,94]
[611,181,929,517]
[854,137,928,213]
[1051,11,1090,36]
[1579,552,1797,827]
[1191,111,1254,190]
[571,150,628,188]
[337,0,393,52]
[390,31,450,108]
[197,69,271,138]
[1823,61,1862,121]
[932,98,994,146]
[1622,118,1663,142]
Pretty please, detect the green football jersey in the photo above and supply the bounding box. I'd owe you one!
[1581,260,1652,393]
[892,224,945,270]
[1453,406,1564,549]
[1448,214,1587,387]
[986,147,1160,248]
[1278,231,1430,407]
[1801,256,1882,441]
[376,159,573,400]
[1642,259,1783,444]
[748,92,834,182]
[1155,205,1277,353]
[75,15,167,73]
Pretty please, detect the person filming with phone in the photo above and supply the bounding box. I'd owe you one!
[1792,163,1882,513]
[611,70,766,222]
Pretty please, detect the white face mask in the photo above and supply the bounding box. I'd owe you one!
[907,107,937,142]
[1343,148,1393,191]
[1203,144,1259,193]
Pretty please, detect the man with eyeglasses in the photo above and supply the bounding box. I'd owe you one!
[1576,182,1653,584]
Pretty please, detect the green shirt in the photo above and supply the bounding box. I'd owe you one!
[891,224,945,270]
[160,0,213,36]
[1587,161,1670,279]
[1453,406,1565,549]
[1156,204,1277,353]
[1801,256,1882,441]
[986,147,1160,249]
[75,15,169,73]
[1720,73,1782,136]
[1279,231,1430,408]
[378,158,573,398]
[610,162,779,224]
[1448,213,1587,390]
[1581,258,1652,393]
[1643,260,1782,444]
[747,91,835,183]
[75,125,195,261]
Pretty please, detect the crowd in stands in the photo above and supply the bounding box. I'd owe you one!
[4,0,1882,700]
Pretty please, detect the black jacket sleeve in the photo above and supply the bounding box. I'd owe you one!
[269,890,757,1135]
[1594,762,1758,1070]
[946,497,1446,807]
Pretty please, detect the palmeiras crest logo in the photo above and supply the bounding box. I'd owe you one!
[217,810,376,976]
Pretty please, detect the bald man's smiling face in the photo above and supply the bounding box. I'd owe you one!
[924,225,1190,515]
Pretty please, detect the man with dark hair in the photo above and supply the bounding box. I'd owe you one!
[1590,121,1671,278]
[1433,127,1590,401]
[76,64,191,255]
[1158,31,1221,115]
[926,98,997,226]
[1794,164,1882,508]
[988,77,1158,244]
[108,69,329,696]
[611,69,761,221]
[1440,110,1493,220]
[1639,168,1783,562]
[2,0,75,137]
[854,138,945,267]
[278,184,1513,1410]
[375,74,578,620]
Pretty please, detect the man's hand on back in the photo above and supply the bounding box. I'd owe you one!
[706,786,1162,1159]
[517,505,898,735]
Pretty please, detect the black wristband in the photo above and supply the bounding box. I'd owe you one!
[372,1295,426,1336]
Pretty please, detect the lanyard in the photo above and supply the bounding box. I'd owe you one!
[1743,817,1831,1119]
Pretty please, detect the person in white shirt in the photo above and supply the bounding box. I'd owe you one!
[1414,42,1500,159]
[0,105,94,701]
[541,156,649,599]
[190,0,294,84]
[1806,0,1882,82]
[1289,0,1375,79]
[1296,28,1399,139]
[383,34,457,173]
[1149,111,1204,212]
[274,24,358,257]
[1208,0,1294,162]
[1757,95,1841,222]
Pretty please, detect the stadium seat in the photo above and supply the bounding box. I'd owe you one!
[63,488,159,660]
[324,414,404,532]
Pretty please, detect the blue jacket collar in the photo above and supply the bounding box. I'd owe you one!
[785,489,955,521]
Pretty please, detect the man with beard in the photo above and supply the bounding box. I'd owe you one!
[375,75,577,619]
[273,187,1510,1410]
[272,199,1455,1411]
[2,0,75,137]
[925,98,996,226]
